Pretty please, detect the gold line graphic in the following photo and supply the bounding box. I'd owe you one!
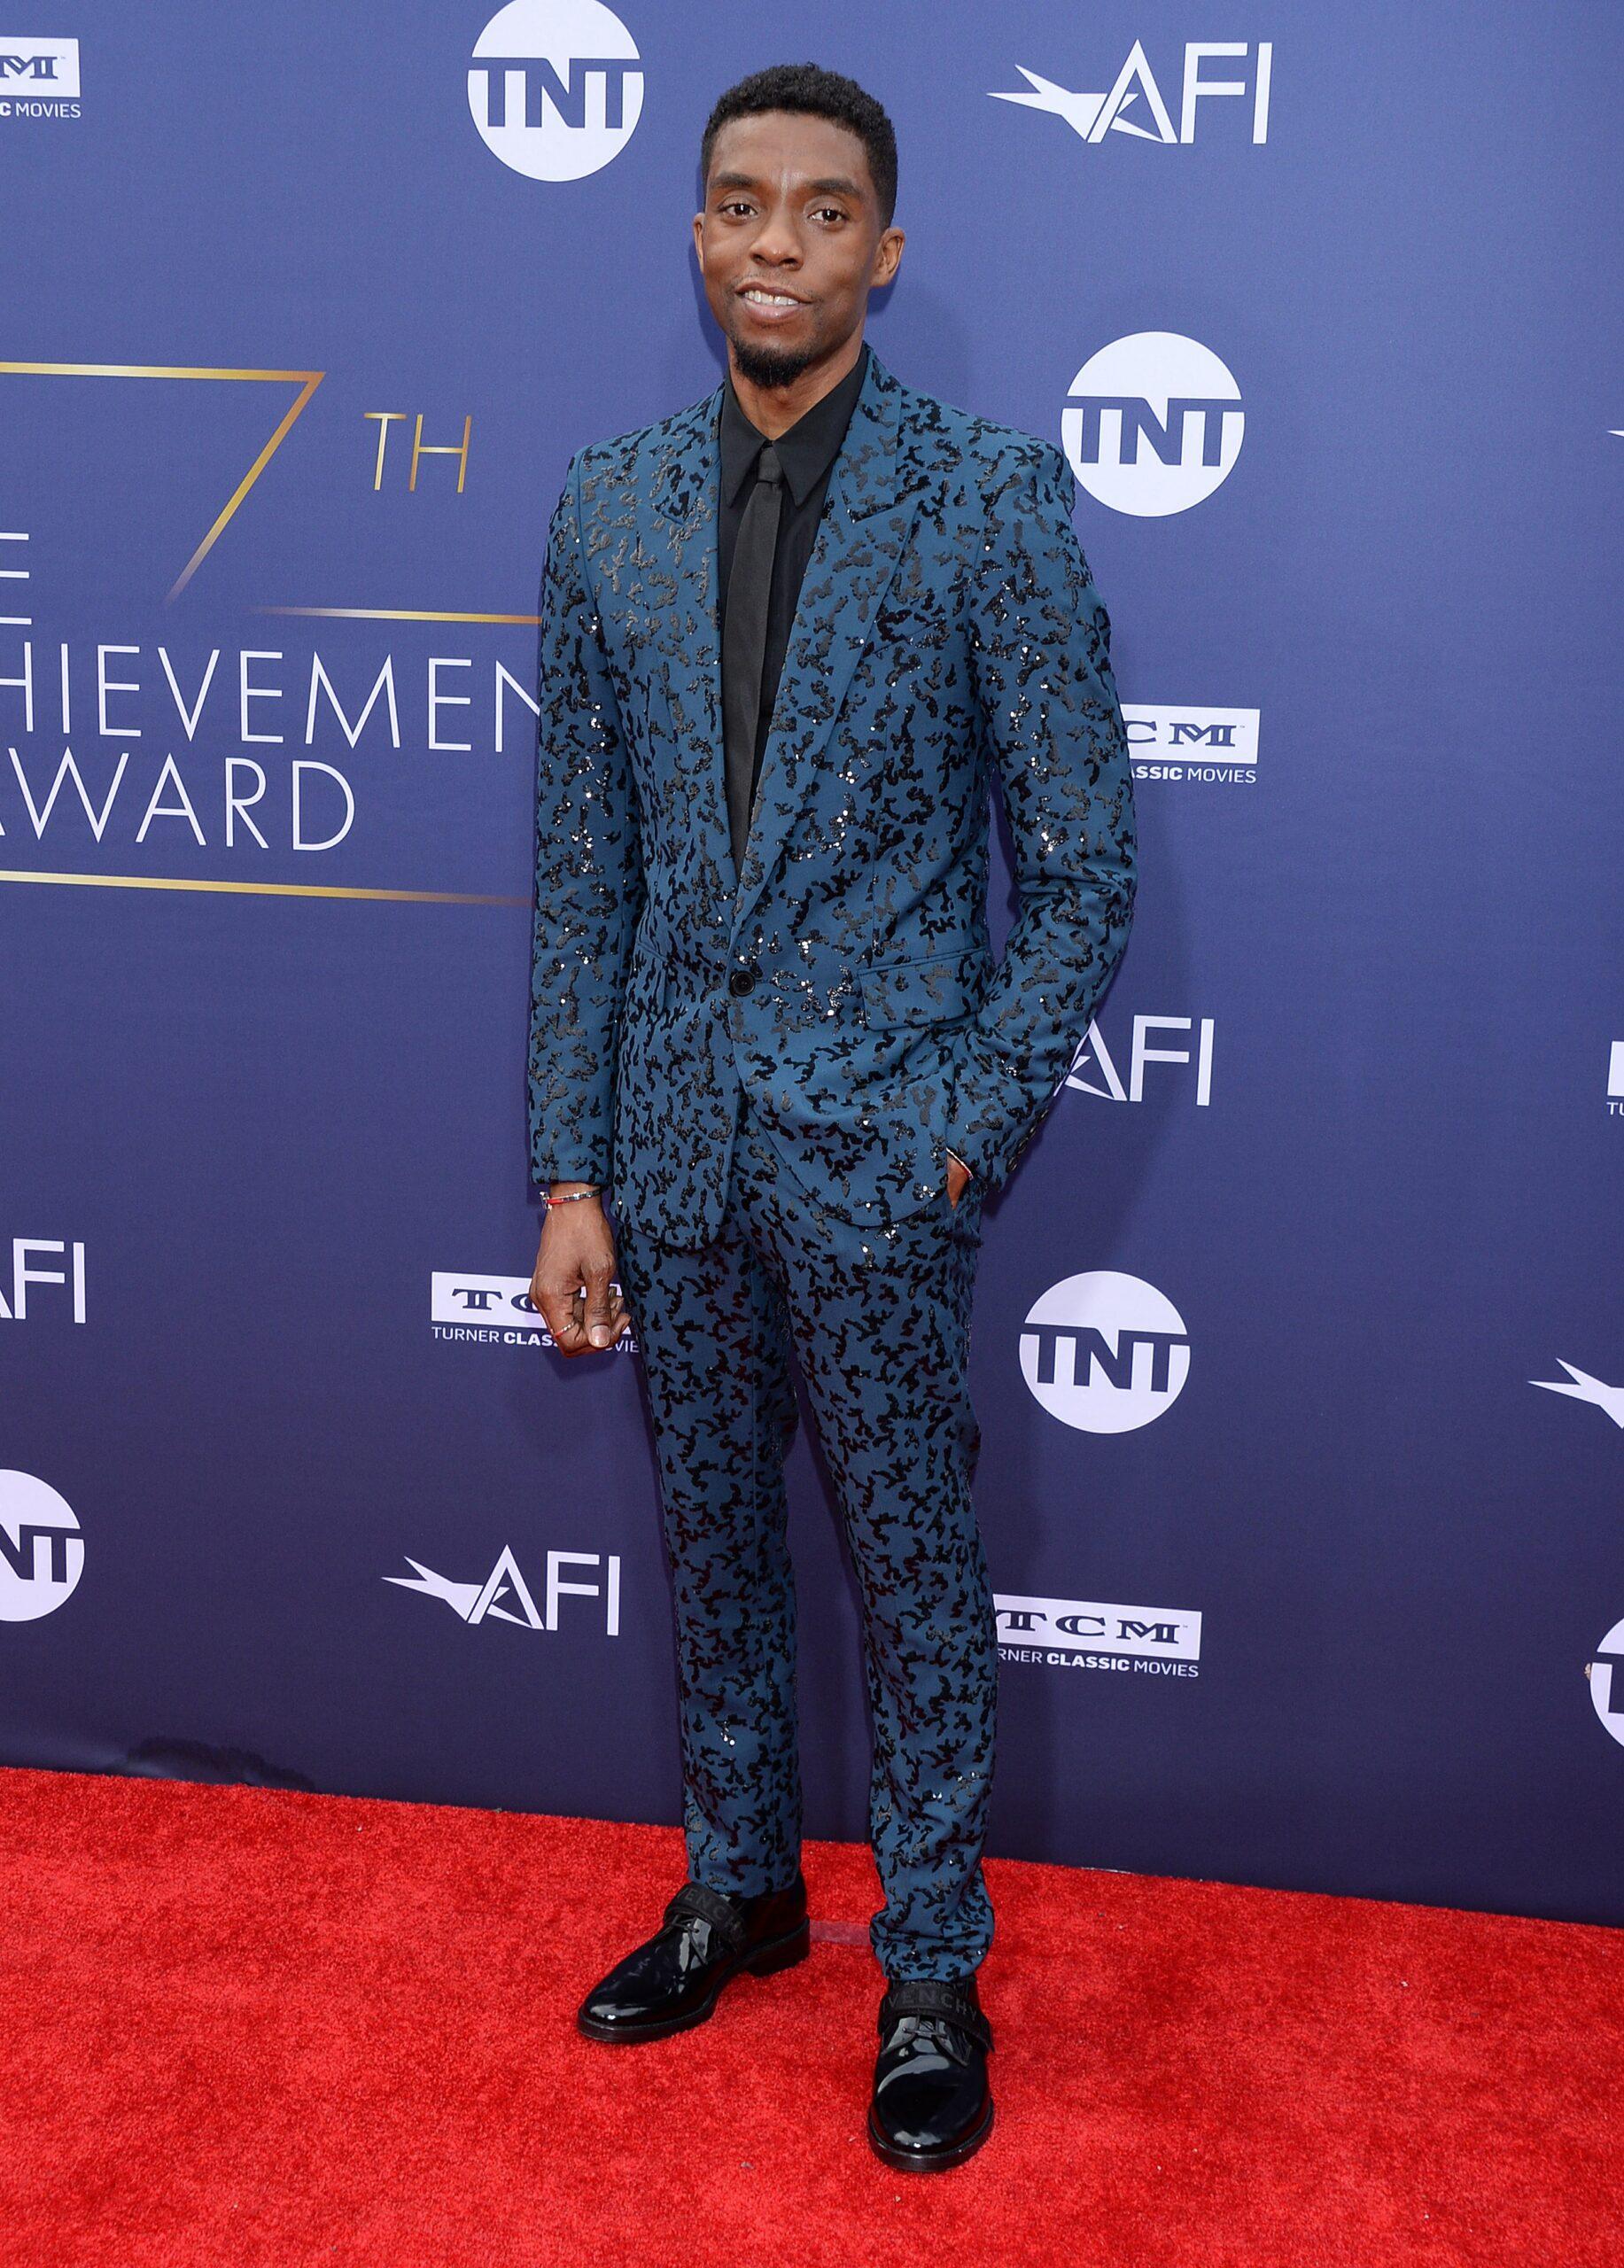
[0,869,527,905]
[0,361,324,603]
[260,606,540,625]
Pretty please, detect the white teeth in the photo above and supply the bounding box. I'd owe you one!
[744,290,797,305]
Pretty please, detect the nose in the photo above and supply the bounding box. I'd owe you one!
[748,201,803,267]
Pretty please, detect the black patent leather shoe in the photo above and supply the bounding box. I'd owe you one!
[867,1976,995,2171]
[576,1872,810,2044]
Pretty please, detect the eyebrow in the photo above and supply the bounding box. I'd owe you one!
[711,171,865,200]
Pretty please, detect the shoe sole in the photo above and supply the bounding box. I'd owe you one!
[575,1915,812,2045]
[866,2093,995,2173]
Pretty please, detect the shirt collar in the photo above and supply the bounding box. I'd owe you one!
[719,339,870,509]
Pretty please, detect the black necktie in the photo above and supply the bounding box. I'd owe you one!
[720,440,784,877]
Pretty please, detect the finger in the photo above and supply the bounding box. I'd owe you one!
[538,1280,587,1348]
[584,1283,619,1349]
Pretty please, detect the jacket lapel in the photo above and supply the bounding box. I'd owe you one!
[648,346,929,941]
[646,384,729,885]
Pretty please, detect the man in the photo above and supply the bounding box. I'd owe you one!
[526,62,1136,2172]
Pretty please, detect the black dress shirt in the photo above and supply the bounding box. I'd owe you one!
[717,338,870,811]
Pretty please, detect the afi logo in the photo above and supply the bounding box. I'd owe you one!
[385,1547,621,1634]
[1063,333,1243,517]
[468,0,643,182]
[1021,1271,1191,1433]
[1066,1014,1215,1107]
[991,40,1273,146]
[1529,1359,1624,1433]
[0,1238,87,1324]
[0,1472,84,1622]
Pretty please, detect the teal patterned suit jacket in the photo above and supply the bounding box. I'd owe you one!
[527,346,1138,1241]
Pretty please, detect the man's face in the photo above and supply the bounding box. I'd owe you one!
[692,110,903,389]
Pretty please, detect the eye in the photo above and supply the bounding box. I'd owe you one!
[813,206,848,223]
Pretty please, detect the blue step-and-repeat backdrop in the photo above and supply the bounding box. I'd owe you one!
[3,5,1620,1927]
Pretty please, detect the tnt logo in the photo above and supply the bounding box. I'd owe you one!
[1021,1271,1190,1433]
[0,1471,84,1622]
[1062,333,1243,517]
[1589,1614,1624,1751]
[468,0,642,182]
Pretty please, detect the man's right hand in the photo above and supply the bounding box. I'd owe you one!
[530,1187,631,1355]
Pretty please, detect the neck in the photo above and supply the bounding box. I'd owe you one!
[727,330,866,439]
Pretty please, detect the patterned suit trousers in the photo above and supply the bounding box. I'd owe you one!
[612,1082,998,1982]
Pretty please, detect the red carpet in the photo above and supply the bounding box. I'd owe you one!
[2,1767,1618,2267]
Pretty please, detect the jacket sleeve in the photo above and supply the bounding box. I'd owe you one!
[526,447,645,1187]
[944,439,1138,1192]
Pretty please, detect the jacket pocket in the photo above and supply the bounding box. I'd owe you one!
[854,944,992,1029]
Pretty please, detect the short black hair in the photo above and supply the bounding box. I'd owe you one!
[700,62,897,229]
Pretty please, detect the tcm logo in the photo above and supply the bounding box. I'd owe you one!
[0,1238,87,1324]
[433,1270,547,1335]
[1066,1014,1215,1107]
[1063,334,1242,517]
[1021,1271,1190,1433]
[468,0,642,181]
[995,1593,1201,1674]
[385,1547,620,1635]
[1125,702,1260,784]
[0,35,79,95]
[0,1471,84,1623]
[1608,1041,1624,1112]
[1589,1613,1624,1752]
[431,1270,636,1352]
[991,40,1272,147]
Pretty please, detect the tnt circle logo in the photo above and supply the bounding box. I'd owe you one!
[0,1471,84,1621]
[1021,1271,1190,1433]
[1589,1614,1624,1751]
[468,0,643,182]
[1062,332,1243,517]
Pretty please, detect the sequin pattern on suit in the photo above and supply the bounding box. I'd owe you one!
[527,346,1138,1238]
[527,347,1138,1979]
[613,1085,993,1978]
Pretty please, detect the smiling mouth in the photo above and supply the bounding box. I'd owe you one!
[739,287,806,315]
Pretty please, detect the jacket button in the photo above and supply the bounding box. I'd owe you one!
[728,967,757,996]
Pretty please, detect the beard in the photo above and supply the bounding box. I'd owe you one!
[729,330,821,392]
